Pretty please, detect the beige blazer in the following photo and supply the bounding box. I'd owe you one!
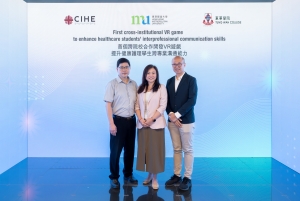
[135,84,167,129]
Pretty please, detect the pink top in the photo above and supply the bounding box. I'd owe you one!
[135,84,168,129]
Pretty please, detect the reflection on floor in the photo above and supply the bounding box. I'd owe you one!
[0,158,299,201]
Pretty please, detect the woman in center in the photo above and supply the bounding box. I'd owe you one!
[135,64,167,190]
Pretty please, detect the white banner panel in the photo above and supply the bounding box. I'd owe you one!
[28,3,271,157]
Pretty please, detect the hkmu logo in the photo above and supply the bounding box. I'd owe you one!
[131,16,150,25]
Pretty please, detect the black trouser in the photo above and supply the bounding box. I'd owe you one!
[109,115,136,180]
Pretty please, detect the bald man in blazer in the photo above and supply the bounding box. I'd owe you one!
[165,56,198,191]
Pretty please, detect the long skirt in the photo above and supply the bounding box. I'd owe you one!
[136,127,165,174]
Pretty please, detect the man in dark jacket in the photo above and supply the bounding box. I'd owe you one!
[165,56,198,191]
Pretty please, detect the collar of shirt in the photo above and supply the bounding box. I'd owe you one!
[175,72,185,81]
[175,72,185,92]
[116,76,131,83]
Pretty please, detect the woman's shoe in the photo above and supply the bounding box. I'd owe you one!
[152,179,159,190]
[143,173,153,185]
[143,178,152,185]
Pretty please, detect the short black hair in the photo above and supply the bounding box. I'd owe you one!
[117,58,130,67]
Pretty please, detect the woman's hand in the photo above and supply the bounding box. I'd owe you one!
[144,118,154,127]
[139,118,149,127]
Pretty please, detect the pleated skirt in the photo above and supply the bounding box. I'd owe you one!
[136,127,165,174]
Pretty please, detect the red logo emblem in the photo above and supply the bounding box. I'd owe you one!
[203,13,214,25]
[64,15,73,25]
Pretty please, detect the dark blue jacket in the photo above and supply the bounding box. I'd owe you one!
[166,73,198,124]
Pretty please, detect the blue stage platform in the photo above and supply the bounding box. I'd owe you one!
[0,157,299,200]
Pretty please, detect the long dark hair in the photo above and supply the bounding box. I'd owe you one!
[137,65,160,94]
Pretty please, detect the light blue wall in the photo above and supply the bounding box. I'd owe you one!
[0,0,28,174]
[272,0,300,173]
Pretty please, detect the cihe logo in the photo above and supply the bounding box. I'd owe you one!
[64,15,95,25]
[64,15,73,25]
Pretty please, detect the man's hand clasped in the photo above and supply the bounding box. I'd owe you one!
[169,112,182,128]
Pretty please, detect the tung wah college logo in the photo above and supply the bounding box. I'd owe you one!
[202,13,242,25]
[64,15,96,25]
[203,13,214,25]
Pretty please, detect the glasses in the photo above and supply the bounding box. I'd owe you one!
[118,66,130,70]
[172,63,183,67]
